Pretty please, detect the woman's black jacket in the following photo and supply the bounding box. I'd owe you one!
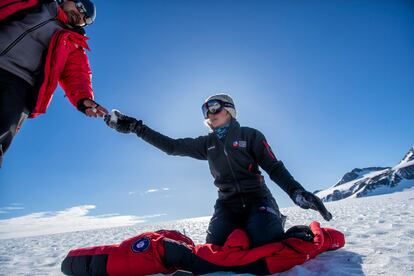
[136,118,305,205]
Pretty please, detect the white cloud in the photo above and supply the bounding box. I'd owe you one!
[0,205,165,240]
[2,206,25,211]
[0,204,25,214]
[129,187,172,196]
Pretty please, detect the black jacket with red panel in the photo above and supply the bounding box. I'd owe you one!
[137,117,305,206]
[62,221,346,275]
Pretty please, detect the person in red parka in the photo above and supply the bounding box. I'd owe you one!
[0,0,108,167]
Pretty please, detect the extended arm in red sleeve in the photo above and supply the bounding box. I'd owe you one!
[59,45,94,108]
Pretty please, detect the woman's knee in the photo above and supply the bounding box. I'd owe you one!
[205,231,228,246]
[205,215,236,246]
[246,205,285,247]
[248,221,285,247]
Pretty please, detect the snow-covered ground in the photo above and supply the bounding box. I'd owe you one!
[1,188,414,276]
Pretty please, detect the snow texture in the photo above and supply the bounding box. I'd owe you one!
[1,189,414,275]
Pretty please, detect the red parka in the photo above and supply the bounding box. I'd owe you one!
[194,221,345,274]
[62,221,345,275]
[0,0,94,118]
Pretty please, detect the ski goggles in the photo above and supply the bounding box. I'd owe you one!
[74,0,94,26]
[202,99,235,119]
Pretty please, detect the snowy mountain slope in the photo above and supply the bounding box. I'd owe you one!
[332,167,390,187]
[316,147,414,201]
[401,147,414,163]
[1,188,414,276]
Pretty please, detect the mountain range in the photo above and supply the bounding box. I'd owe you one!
[315,146,414,202]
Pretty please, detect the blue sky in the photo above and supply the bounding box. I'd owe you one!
[0,0,413,232]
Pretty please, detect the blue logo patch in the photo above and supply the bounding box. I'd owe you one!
[131,237,150,253]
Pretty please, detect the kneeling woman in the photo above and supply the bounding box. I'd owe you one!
[105,94,330,248]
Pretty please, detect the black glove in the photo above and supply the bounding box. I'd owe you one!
[104,110,142,134]
[77,98,108,117]
[293,190,333,221]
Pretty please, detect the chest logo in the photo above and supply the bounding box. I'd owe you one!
[207,145,216,151]
[232,141,247,148]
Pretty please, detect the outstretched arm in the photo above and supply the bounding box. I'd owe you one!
[105,110,208,160]
[60,45,107,117]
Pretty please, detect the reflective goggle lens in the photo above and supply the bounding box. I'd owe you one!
[202,100,224,118]
[75,2,92,25]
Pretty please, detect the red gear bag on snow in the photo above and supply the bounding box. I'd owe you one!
[62,221,345,275]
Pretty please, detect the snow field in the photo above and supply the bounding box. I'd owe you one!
[1,189,414,275]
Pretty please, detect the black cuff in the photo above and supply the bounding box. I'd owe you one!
[133,121,144,136]
[76,98,92,114]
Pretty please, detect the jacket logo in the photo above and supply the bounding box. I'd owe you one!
[207,145,216,151]
[331,242,340,248]
[131,237,150,253]
[232,141,247,148]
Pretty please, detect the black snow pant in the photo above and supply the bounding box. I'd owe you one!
[206,195,286,248]
[0,68,36,167]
